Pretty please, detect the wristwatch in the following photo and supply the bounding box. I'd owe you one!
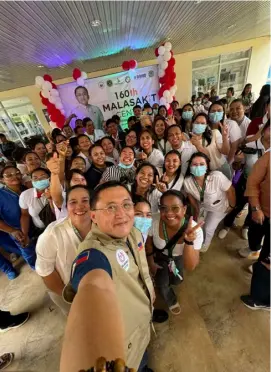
[251,206,261,212]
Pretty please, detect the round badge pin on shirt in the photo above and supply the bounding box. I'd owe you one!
[116,249,130,271]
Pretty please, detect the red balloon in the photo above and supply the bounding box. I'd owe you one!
[165,65,174,75]
[41,97,49,106]
[52,83,57,89]
[168,107,173,115]
[47,103,56,114]
[122,61,130,71]
[129,60,137,69]
[43,74,53,82]
[155,47,159,57]
[164,84,170,91]
[168,58,176,67]
[73,68,81,80]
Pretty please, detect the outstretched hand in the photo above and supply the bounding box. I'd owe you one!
[46,152,60,175]
[153,175,167,193]
[184,216,204,243]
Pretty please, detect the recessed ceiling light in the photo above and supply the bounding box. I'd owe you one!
[91,19,102,27]
[195,0,201,4]
[37,65,44,68]
[227,24,236,29]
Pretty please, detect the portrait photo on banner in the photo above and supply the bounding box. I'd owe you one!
[57,65,159,129]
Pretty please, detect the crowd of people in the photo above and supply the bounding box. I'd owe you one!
[0,82,270,371]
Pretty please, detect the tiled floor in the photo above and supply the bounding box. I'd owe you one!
[0,220,269,372]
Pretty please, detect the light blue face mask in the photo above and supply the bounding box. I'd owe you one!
[134,216,152,235]
[118,160,134,169]
[190,165,207,177]
[192,123,207,135]
[182,111,193,121]
[209,111,223,123]
[32,178,50,190]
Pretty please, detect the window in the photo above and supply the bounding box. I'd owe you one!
[192,48,251,98]
[0,97,45,146]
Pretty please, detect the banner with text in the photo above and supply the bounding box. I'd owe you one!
[57,65,159,128]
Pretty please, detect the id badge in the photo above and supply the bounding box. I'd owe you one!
[199,205,205,221]
[168,260,183,280]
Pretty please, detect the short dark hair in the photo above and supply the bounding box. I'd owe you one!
[89,143,104,157]
[72,156,87,165]
[90,181,131,209]
[0,133,7,139]
[112,114,120,122]
[74,86,88,96]
[120,146,136,157]
[30,167,51,178]
[0,165,19,178]
[23,151,41,162]
[106,118,117,127]
[160,189,187,206]
[66,169,86,183]
[185,151,211,178]
[66,185,91,205]
[100,136,115,147]
[12,147,29,162]
[30,140,46,151]
[133,195,151,209]
[128,116,137,123]
[133,105,142,111]
[82,117,93,127]
[227,87,235,95]
[143,103,152,109]
[172,100,179,105]
[51,128,62,140]
[77,134,91,142]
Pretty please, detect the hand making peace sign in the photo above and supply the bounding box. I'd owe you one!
[153,175,167,193]
[184,216,204,243]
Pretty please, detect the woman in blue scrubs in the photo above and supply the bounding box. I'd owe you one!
[0,165,36,280]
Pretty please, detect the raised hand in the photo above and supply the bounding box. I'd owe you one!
[154,175,167,193]
[138,151,148,161]
[161,172,169,184]
[184,216,204,243]
[220,122,229,138]
[56,140,69,158]
[46,152,60,175]
[190,133,202,148]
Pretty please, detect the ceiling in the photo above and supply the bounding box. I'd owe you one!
[0,1,269,92]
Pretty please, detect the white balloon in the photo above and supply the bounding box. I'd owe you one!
[49,95,57,104]
[35,76,44,88]
[81,71,87,79]
[41,89,50,99]
[170,87,176,95]
[167,95,173,104]
[158,46,166,56]
[77,77,85,86]
[157,55,164,64]
[164,41,172,51]
[160,97,167,105]
[163,51,171,62]
[163,90,171,98]
[166,103,170,109]
[161,61,168,70]
[55,102,63,110]
[42,80,52,92]
[158,69,165,78]
[50,89,59,97]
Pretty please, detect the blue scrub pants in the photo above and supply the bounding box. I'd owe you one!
[0,231,36,275]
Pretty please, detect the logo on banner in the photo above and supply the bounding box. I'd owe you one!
[116,249,130,271]
[98,81,105,89]
[107,80,113,87]
[125,76,131,83]
[148,70,154,77]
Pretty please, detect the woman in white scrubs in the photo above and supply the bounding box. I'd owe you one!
[137,128,164,171]
[35,185,92,315]
[184,152,236,252]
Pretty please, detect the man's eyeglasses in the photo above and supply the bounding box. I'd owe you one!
[93,201,134,215]
[158,205,183,213]
[3,171,21,178]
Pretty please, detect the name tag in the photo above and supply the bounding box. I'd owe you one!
[116,249,130,271]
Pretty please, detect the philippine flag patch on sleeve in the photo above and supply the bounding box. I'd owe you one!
[138,241,143,251]
[76,250,90,266]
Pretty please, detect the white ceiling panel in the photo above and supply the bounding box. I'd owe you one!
[0,1,269,91]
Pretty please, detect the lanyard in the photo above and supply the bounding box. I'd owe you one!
[158,139,166,155]
[162,218,185,258]
[192,176,207,203]
[72,225,83,242]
